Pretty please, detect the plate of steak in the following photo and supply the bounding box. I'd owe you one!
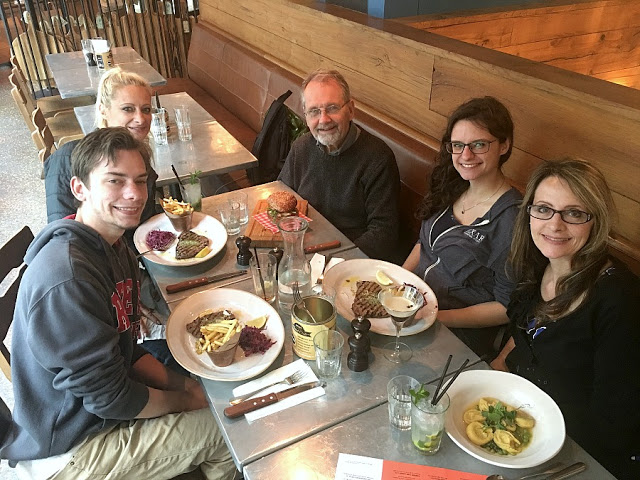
[323,259,439,336]
[133,212,227,266]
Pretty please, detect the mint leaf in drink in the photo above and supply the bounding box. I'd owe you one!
[188,170,202,184]
[409,384,430,405]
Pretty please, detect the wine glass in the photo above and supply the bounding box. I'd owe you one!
[378,285,424,363]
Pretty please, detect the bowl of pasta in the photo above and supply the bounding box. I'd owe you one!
[444,370,565,468]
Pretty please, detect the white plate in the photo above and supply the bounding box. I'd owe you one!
[322,259,439,336]
[445,370,565,469]
[133,212,227,266]
[166,288,284,381]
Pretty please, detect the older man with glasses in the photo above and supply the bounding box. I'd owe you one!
[278,69,400,261]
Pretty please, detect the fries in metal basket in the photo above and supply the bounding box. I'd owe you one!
[162,197,194,216]
[195,319,241,354]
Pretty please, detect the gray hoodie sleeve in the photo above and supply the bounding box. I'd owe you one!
[26,277,149,420]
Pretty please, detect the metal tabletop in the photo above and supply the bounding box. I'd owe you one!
[74,92,214,134]
[46,47,166,99]
[143,181,355,309]
[198,286,480,470]
[242,395,615,480]
[150,120,257,186]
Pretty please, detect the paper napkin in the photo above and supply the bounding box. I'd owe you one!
[310,254,345,285]
[232,359,325,422]
[253,211,313,234]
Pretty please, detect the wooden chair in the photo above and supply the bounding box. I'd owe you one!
[32,107,83,148]
[32,124,56,167]
[0,395,11,444]
[9,73,38,135]
[0,227,34,382]
[10,58,95,118]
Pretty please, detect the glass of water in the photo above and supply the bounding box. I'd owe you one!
[387,375,420,430]
[228,191,248,225]
[313,329,344,379]
[219,203,241,235]
[174,105,192,141]
[151,108,168,145]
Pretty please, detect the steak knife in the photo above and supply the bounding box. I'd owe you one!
[223,381,324,418]
[166,270,247,293]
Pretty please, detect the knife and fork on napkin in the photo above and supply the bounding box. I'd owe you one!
[224,359,325,421]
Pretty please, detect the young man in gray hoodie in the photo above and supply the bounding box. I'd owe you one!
[0,127,235,479]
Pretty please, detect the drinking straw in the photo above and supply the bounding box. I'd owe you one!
[253,246,266,299]
[434,358,469,405]
[155,91,161,109]
[431,354,453,405]
[171,164,184,187]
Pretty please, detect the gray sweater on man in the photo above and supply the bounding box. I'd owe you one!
[278,127,400,261]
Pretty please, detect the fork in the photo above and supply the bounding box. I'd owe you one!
[293,282,316,323]
[228,369,307,405]
[316,254,332,286]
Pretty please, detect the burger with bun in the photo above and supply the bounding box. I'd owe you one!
[267,191,298,223]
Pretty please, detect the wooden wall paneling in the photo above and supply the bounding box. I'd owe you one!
[610,192,640,246]
[497,28,640,76]
[199,0,441,137]
[430,57,640,202]
[594,65,640,88]
[402,1,640,46]
[509,3,638,45]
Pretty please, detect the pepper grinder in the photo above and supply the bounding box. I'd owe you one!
[348,316,371,372]
[235,235,253,266]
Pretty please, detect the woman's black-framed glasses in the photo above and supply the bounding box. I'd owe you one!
[444,139,496,154]
[527,205,593,224]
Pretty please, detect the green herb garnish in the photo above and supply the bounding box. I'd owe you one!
[188,170,202,184]
[409,384,430,405]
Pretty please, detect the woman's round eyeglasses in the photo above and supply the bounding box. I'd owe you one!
[527,205,593,224]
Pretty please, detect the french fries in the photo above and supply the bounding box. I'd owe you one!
[195,319,241,354]
[162,197,194,216]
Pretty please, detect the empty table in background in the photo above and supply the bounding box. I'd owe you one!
[46,47,166,99]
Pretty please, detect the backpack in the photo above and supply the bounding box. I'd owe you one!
[250,90,293,184]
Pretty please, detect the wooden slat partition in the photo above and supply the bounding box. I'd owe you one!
[399,0,640,89]
[198,0,640,271]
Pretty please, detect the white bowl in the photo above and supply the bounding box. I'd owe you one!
[445,370,565,469]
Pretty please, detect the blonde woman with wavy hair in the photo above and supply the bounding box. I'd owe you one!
[94,67,153,139]
[492,159,640,479]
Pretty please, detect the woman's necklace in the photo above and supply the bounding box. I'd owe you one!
[461,178,506,214]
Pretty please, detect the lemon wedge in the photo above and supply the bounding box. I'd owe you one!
[375,270,393,286]
[245,315,268,329]
[195,246,212,258]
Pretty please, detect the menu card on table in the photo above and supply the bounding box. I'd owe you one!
[335,454,486,480]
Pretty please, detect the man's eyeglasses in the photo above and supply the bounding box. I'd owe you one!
[527,205,593,224]
[304,101,349,119]
[444,139,496,154]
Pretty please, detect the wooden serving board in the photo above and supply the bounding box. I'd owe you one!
[246,199,308,247]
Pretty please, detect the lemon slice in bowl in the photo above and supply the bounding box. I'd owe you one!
[245,315,268,329]
[375,270,393,286]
